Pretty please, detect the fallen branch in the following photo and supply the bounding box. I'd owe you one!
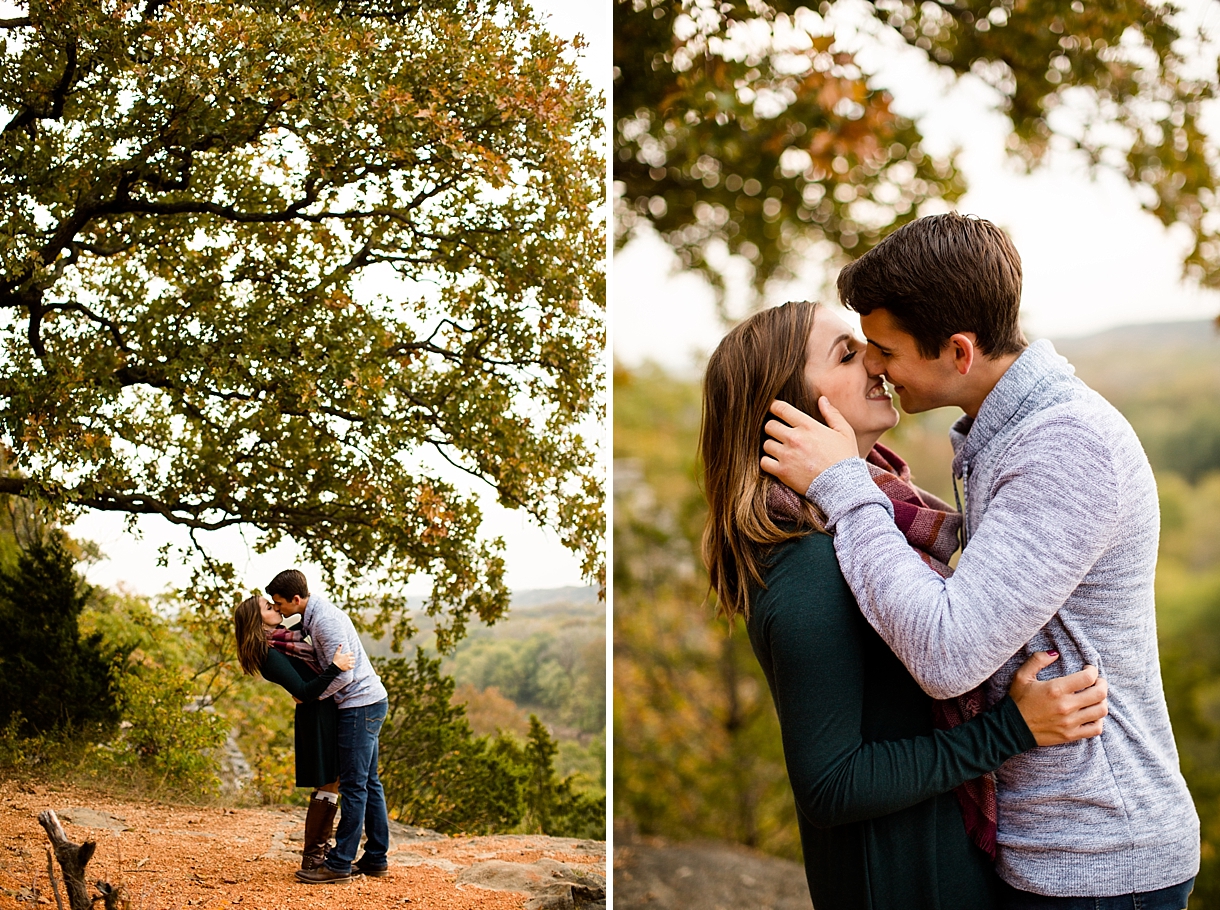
[36,810,123,910]
[45,846,65,910]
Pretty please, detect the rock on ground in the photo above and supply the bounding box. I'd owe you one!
[458,856,607,909]
[613,830,811,910]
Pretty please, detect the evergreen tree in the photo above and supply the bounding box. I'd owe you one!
[521,714,605,840]
[0,535,117,735]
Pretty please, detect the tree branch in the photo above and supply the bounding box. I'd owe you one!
[37,810,95,910]
[27,298,47,361]
[5,38,78,134]
[43,301,131,352]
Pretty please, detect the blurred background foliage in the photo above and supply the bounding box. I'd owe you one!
[616,0,1220,308]
[612,319,1220,902]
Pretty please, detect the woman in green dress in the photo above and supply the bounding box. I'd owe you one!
[698,300,1110,909]
[233,594,354,873]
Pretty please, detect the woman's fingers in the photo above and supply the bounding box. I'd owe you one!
[1048,678,1109,742]
[1073,699,1109,725]
[331,643,356,670]
[1062,707,1108,741]
[1014,650,1060,684]
[1058,674,1107,715]
[1009,655,1111,746]
[1057,663,1100,693]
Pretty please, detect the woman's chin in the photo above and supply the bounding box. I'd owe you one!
[864,400,900,430]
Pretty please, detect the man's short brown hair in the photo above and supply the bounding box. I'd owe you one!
[837,212,1027,359]
[266,569,309,601]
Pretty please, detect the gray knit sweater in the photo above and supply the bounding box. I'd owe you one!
[805,340,1198,897]
[302,593,388,709]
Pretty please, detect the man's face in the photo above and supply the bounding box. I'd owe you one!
[859,308,960,414]
[271,593,306,615]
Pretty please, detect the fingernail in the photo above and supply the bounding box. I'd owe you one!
[1047,650,1058,657]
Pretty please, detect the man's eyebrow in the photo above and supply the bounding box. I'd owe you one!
[865,336,890,353]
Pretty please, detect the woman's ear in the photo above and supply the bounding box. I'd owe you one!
[947,332,977,376]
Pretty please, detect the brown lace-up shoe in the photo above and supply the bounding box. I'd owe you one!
[354,857,390,877]
[295,864,351,884]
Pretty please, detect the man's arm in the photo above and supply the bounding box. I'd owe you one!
[306,607,355,701]
[767,406,1120,698]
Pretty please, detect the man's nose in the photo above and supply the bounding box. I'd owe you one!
[863,344,885,376]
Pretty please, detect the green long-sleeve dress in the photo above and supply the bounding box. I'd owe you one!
[746,532,1038,910]
[258,647,341,788]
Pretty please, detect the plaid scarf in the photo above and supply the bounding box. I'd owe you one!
[267,627,322,674]
[767,443,997,860]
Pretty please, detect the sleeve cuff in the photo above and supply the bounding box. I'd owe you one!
[995,693,1039,753]
[805,458,893,529]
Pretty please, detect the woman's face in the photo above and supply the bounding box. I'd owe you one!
[803,308,900,448]
[258,596,283,628]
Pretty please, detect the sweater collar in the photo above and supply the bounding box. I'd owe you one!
[301,593,321,632]
[950,340,1076,478]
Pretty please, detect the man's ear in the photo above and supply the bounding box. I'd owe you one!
[947,332,977,376]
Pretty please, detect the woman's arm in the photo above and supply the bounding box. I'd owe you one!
[753,536,1037,829]
[261,646,349,702]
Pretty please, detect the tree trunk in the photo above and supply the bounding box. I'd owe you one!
[37,810,98,910]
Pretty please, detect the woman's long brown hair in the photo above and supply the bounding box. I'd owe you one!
[233,596,269,676]
[700,300,827,622]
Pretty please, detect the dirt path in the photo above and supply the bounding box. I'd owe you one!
[0,781,604,910]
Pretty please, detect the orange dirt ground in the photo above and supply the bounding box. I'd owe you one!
[0,781,605,910]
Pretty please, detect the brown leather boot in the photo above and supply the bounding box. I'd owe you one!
[301,792,338,871]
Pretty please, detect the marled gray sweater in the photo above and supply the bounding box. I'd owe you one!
[805,340,1198,897]
[302,593,387,709]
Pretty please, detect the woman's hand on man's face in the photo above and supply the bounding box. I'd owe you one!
[1008,651,1109,746]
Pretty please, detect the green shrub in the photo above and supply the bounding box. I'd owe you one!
[377,649,526,834]
[109,663,228,792]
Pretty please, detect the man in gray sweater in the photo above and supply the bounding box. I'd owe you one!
[761,214,1198,905]
[267,569,391,884]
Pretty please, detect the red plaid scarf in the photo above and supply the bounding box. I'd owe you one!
[267,627,322,674]
[766,443,997,860]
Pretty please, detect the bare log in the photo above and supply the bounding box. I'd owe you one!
[37,810,96,910]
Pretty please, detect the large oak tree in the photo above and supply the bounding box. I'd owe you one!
[0,0,604,647]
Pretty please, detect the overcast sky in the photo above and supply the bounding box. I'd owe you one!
[612,1,1220,375]
[74,0,608,599]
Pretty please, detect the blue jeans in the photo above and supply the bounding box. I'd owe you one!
[1000,877,1195,910]
[326,699,389,873]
